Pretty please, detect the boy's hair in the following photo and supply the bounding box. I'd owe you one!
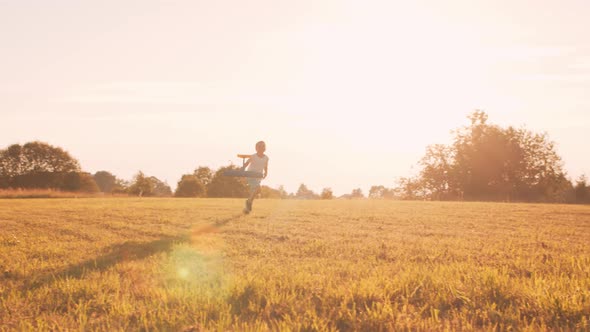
[256,141,265,149]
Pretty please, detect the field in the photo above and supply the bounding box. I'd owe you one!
[1,199,589,331]
[0,189,99,199]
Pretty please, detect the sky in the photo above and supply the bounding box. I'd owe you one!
[1,0,589,195]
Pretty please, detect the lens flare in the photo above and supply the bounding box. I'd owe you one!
[178,267,190,279]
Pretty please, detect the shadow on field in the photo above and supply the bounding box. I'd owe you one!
[21,214,244,291]
[23,235,190,291]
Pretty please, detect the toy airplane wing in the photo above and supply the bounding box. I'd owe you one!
[223,169,264,178]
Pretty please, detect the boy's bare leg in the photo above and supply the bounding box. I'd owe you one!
[247,186,261,211]
[250,187,260,201]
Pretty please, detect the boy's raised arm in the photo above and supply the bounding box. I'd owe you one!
[242,158,251,171]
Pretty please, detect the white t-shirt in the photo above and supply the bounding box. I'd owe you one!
[247,154,269,173]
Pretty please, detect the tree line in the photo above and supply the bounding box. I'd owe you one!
[0,142,98,192]
[1,111,589,203]
[0,143,328,199]
[375,111,589,203]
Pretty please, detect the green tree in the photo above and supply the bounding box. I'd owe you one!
[94,171,117,193]
[574,175,588,204]
[260,185,282,199]
[320,188,333,200]
[369,185,385,199]
[452,112,516,200]
[150,177,172,197]
[0,141,80,178]
[296,184,317,199]
[112,179,129,194]
[194,167,213,187]
[175,175,205,197]
[0,141,102,192]
[63,172,100,193]
[369,185,397,199]
[206,166,249,198]
[394,177,427,200]
[128,171,154,197]
[369,185,396,199]
[419,144,457,200]
[511,129,568,202]
[351,188,364,199]
[277,185,289,199]
[454,112,567,201]
[401,111,569,202]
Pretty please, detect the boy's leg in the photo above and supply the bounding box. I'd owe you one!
[246,179,261,212]
[243,198,251,214]
[246,188,257,211]
[248,186,260,204]
[244,179,252,213]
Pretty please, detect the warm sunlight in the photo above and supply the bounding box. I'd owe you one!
[2,0,589,195]
[2,1,590,330]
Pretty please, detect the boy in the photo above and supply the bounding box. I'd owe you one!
[242,141,269,214]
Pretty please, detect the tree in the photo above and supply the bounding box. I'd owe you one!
[0,141,80,178]
[452,113,516,201]
[63,172,100,193]
[369,185,385,199]
[175,175,205,197]
[94,171,117,193]
[0,141,102,192]
[81,174,100,193]
[351,188,364,199]
[112,179,129,194]
[150,176,172,197]
[575,175,589,204]
[277,185,289,199]
[126,173,171,197]
[194,166,213,187]
[128,171,154,197]
[260,186,282,198]
[511,129,568,202]
[369,185,396,199]
[296,183,317,199]
[394,177,427,200]
[382,188,396,199]
[453,112,567,201]
[320,188,333,200]
[419,144,457,200]
[206,166,249,198]
[399,111,570,202]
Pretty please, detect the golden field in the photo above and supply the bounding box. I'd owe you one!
[1,198,589,331]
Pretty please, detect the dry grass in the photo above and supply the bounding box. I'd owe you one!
[0,189,102,199]
[1,198,589,331]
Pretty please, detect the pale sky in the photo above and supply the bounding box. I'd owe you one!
[1,0,589,195]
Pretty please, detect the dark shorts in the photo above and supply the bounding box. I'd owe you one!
[247,178,261,192]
